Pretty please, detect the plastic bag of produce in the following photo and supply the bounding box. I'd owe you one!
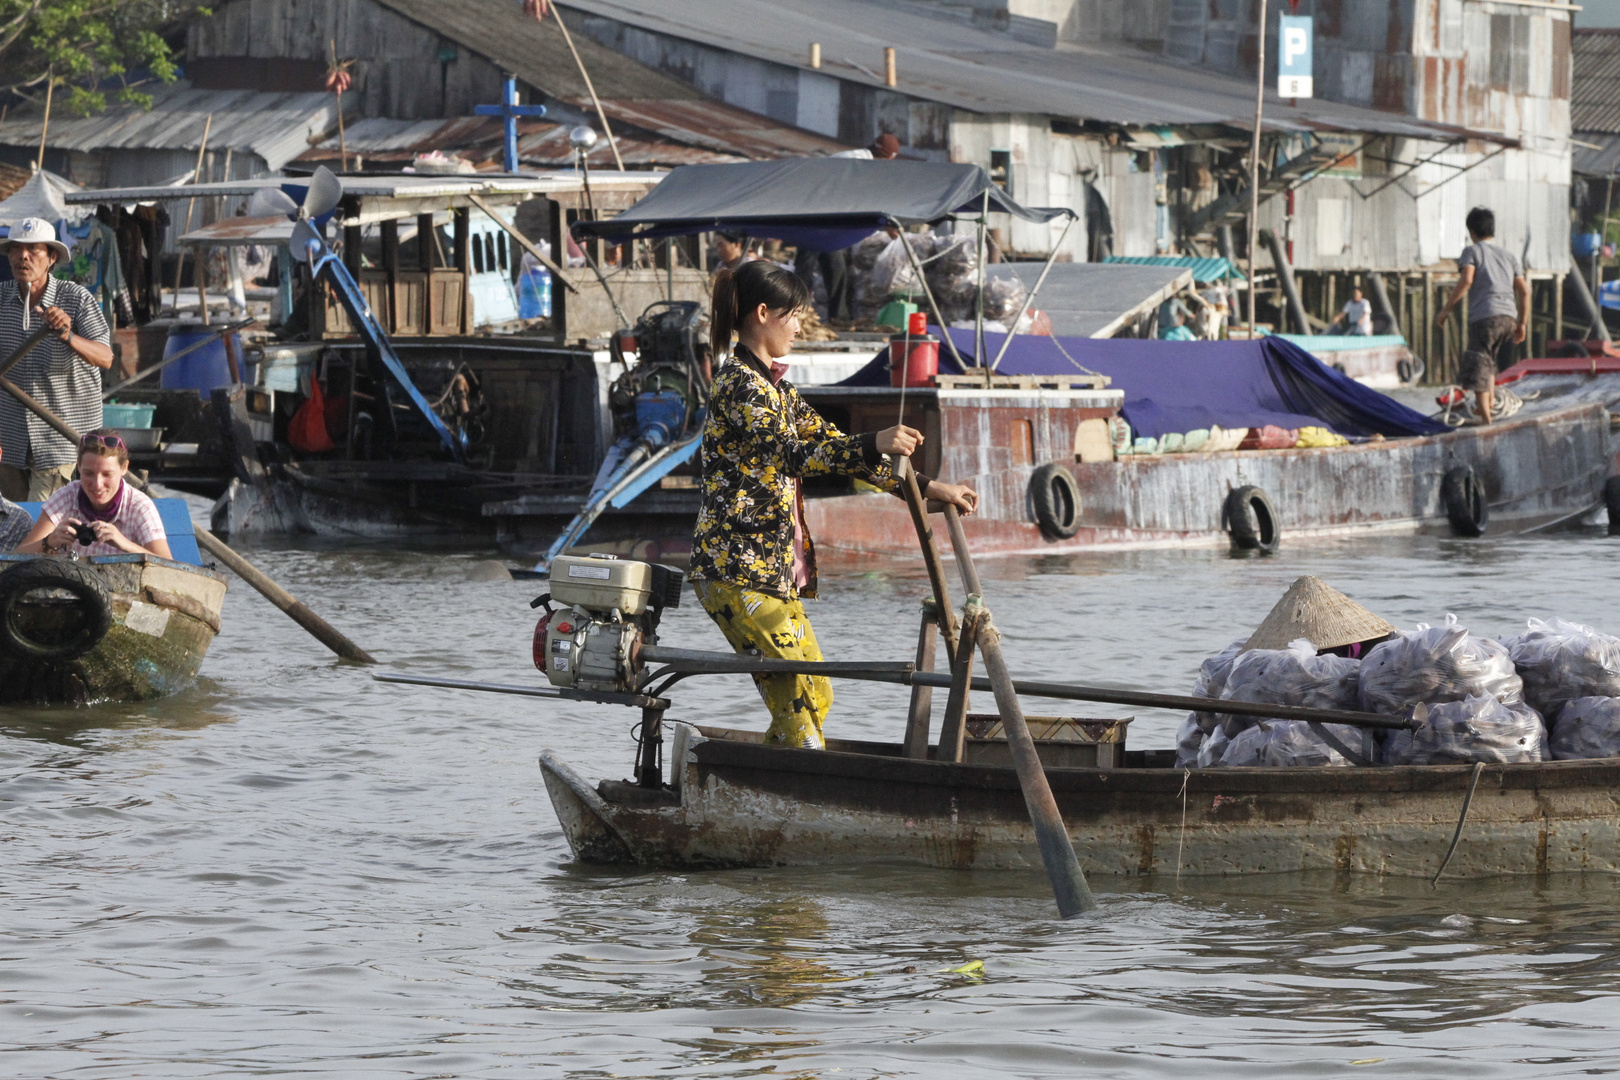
[1378,694,1546,765]
[1174,714,1204,769]
[1191,639,1246,732]
[1196,725,1230,769]
[1358,616,1522,714]
[1216,719,1359,767]
[1500,618,1620,722]
[1219,638,1360,736]
[1549,696,1620,761]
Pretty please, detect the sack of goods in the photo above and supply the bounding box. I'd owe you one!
[1219,719,1366,768]
[1174,639,1246,768]
[1548,696,1620,761]
[1379,694,1547,765]
[1499,618,1620,723]
[1218,638,1361,737]
[1358,616,1523,715]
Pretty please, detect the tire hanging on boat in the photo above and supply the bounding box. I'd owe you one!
[1029,462,1082,540]
[1605,475,1620,537]
[1442,465,1488,537]
[1223,485,1280,554]
[0,558,113,661]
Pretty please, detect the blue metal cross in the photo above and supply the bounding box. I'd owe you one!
[474,75,547,173]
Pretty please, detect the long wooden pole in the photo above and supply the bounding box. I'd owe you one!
[35,69,52,170]
[171,114,213,315]
[546,5,625,171]
[465,193,579,293]
[0,375,376,664]
[933,503,1096,917]
[1246,0,1268,337]
[897,457,958,664]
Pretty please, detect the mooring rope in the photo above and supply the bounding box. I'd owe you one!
[1431,760,1487,887]
[1176,768,1190,885]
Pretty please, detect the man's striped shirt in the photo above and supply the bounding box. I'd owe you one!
[0,276,111,468]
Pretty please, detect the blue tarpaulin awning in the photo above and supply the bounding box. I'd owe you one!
[1102,255,1245,283]
[838,330,1446,440]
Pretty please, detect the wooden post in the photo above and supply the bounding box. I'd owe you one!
[937,606,985,763]
[902,600,938,760]
[453,207,471,334]
[1422,270,1433,378]
[1548,270,1561,341]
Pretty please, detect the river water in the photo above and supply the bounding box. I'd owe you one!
[5,518,1620,1077]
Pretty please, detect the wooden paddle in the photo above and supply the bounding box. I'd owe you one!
[895,457,1097,918]
[0,375,376,664]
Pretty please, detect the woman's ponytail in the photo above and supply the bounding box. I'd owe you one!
[709,259,812,363]
[711,266,740,358]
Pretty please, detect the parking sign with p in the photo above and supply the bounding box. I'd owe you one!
[1278,15,1313,99]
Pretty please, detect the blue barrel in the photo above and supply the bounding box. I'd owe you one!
[159,326,252,393]
[518,266,552,319]
[1573,232,1603,259]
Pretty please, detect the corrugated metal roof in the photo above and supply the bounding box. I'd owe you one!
[297,97,850,168]
[1574,30,1620,134]
[0,83,344,172]
[372,0,700,103]
[1104,255,1245,283]
[559,0,1504,141]
[298,115,740,168]
[1574,132,1620,177]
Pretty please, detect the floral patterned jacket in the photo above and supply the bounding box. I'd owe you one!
[690,346,916,599]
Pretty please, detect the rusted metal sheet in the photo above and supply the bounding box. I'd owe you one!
[541,726,1620,878]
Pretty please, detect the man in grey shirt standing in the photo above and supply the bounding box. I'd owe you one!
[1434,207,1529,423]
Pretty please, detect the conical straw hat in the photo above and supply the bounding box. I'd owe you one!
[1242,576,1396,653]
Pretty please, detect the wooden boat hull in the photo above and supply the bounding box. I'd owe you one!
[0,554,226,704]
[803,398,1613,557]
[541,724,1620,879]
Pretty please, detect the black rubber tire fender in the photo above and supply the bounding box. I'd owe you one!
[1223,485,1280,554]
[0,558,113,661]
[1442,465,1489,538]
[1604,475,1620,537]
[1029,462,1082,540]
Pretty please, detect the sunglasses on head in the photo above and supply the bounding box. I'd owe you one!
[80,433,125,454]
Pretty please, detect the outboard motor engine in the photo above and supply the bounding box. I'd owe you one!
[532,554,683,693]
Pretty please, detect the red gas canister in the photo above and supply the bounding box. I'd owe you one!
[889,333,939,388]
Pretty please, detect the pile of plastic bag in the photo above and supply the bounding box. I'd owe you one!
[1379,694,1546,765]
[1499,618,1620,722]
[1548,696,1620,761]
[851,228,1023,327]
[1220,639,1361,735]
[1219,719,1366,768]
[1358,616,1522,714]
[1174,639,1244,768]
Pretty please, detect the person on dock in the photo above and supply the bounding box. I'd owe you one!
[0,217,114,501]
[1333,286,1373,336]
[17,431,171,559]
[691,259,977,750]
[1435,207,1529,424]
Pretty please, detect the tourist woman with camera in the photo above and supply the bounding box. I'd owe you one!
[17,430,171,559]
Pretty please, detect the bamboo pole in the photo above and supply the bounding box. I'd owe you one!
[1245,0,1269,337]
[546,5,625,171]
[0,375,376,664]
[172,114,213,315]
[35,68,52,170]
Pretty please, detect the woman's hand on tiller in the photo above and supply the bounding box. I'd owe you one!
[928,481,978,516]
[876,424,923,456]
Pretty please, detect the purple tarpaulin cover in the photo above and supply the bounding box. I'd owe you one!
[839,329,1445,440]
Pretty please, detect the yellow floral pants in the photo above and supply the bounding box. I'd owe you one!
[694,580,833,749]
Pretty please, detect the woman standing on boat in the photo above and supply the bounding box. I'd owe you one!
[691,260,976,750]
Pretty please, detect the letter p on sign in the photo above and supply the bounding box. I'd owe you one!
[1278,15,1313,99]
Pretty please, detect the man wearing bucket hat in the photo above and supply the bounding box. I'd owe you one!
[0,217,112,500]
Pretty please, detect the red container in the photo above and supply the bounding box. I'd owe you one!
[907,311,928,335]
[889,334,939,388]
